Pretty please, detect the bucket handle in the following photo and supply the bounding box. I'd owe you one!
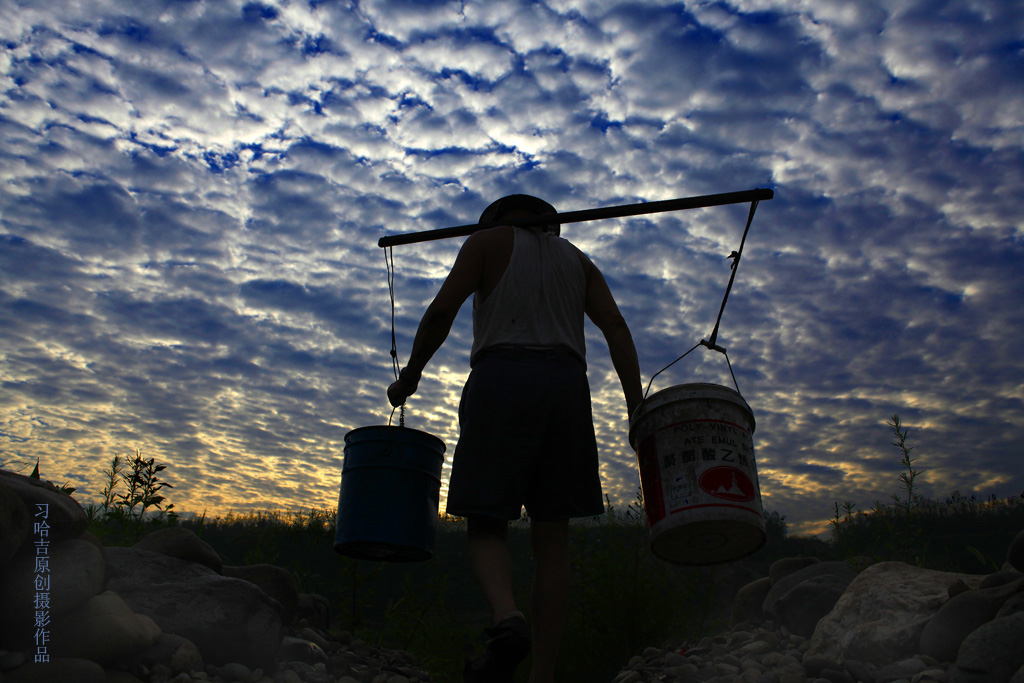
[641,340,742,402]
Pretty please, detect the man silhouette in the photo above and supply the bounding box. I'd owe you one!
[388,194,642,683]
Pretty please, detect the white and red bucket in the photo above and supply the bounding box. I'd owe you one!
[629,383,765,565]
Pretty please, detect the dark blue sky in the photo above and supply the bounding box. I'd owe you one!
[1,0,1022,535]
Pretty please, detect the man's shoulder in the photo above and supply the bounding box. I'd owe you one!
[468,224,515,244]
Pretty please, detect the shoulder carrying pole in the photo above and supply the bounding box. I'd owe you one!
[378,188,774,248]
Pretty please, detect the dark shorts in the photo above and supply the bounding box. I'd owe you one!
[445,347,605,522]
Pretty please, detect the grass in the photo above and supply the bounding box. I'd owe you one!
[828,414,1024,572]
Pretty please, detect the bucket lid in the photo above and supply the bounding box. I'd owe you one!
[344,425,447,454]
[629,382,755,448]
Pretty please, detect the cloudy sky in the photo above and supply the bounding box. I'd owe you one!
[1,0,1022,537]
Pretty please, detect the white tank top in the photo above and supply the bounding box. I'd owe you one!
[470,227,587,366]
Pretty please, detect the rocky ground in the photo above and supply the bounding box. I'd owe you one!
[3,467,1024,683]
[1,621,433,683]
[615,621,966,683]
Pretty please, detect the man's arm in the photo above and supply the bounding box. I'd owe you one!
[579,252,643,418]
[387,232,486,406]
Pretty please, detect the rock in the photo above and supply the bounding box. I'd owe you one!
[0,469,87,541]
[920,577,1024,662]
[948,579,972,598]
[3,657,106,683]
[878,656,929,681]
[104,670,146,683]
[996,591,1024,618]
[821,667,855,683]
[1007,529,1024,573]
[952,612,1024,683]
[0,479,30,567]
[843,659,876,683]
[224,563,299,624]
[0,538,107,644]
[132,633,204,675]
[732,576,772,624]
[802,655,843,677]
[980,570,1024,589]
[105,546,283,669]
[134,527,223,573]
[773,576,850,637]
[807,561,986,665]
[2,650,27,670]
[763,561,856,614]
[78,529,106,558]
[279,636,328,665]
[769,556,821,585]
[299,627,332,651]
[50,591,161,664]
[219,661,254,682]
[763,561,857,635]
[297,593,331,630]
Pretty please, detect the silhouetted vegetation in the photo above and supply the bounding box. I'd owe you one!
[828,415,1024,572]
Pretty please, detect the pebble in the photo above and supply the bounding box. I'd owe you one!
[612,620,959,683]
[1,622,434,683]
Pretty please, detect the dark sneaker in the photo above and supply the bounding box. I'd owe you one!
[464,612,531,683]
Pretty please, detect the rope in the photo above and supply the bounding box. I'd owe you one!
[642,199,760,400]
[385,245,400,382]
[705,199,759,350]
[385,245,406,428]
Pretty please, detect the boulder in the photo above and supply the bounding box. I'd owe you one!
[769,556,820,585]
[0,478,30,567]
[133,527,223,573]
[948,578,973,598]
[224,563,299,624]
[0,469,87,541]
[952,611,1024,683]
[980,570,1024,589]
[105,547,283,669]
[296,593,331,631]
[731,576,771,625]
[1007,529,1024,573]
[919,577,1024,662]
[772,575,850,637]
[763,561,857,635]
[50,590,161,665]
[0,538,106,644]
[806,561,986,665]
[996,591,1024,618]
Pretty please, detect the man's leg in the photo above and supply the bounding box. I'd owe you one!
[528,518,570,683]
[467,515,519,624]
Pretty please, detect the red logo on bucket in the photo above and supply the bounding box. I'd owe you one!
[698,466,756,502]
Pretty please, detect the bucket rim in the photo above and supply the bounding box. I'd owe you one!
[629,382,755,447]
[344,424,447,452]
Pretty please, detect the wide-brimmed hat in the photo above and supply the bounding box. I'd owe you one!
[479,194,559,234]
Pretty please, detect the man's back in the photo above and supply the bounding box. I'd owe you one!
[471,226,588,366]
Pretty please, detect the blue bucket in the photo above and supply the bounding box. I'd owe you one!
[334,425,446,562]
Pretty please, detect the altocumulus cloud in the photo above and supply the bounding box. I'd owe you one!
[1,0,1021,535]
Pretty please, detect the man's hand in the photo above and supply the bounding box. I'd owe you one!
[387,369,420,407]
